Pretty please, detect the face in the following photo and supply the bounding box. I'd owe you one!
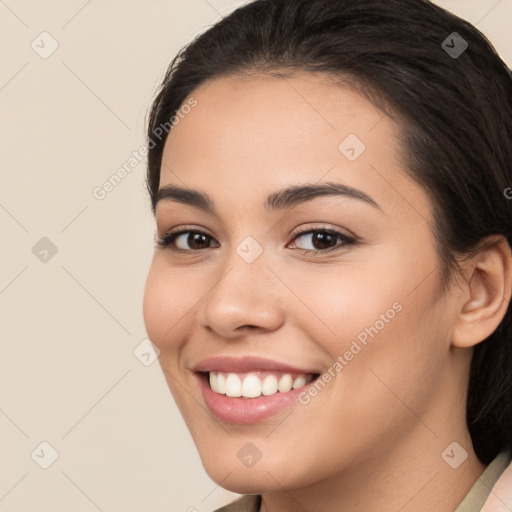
[143,72,463,493]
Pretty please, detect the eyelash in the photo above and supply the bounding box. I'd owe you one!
[156,225,357,256]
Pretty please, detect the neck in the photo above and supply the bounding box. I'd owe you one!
[259,423,486,512]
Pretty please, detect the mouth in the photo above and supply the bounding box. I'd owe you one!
[199,370,320,398]
[191,356,323,424]
[196,370,321,424]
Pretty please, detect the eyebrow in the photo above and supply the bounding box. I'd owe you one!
[155,181,382,214]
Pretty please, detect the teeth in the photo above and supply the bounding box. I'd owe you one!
[277,374,293,392]
[262,375,278,396]
[217,372,226,392]
[209,372,217,391]
[225,373,242,397]
[292,375,306,389]
[208,371,314,398]
[242,373,262,398]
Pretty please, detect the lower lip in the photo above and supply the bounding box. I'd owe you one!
[197,373,315,425]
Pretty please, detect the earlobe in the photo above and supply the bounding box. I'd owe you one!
[451,236,512,349]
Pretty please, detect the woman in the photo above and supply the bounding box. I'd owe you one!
[142,0,512,510]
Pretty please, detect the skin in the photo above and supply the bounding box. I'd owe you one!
[143,72,512,512]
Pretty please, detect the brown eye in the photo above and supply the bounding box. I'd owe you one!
[290,228,356,254]
[157,230,218,251]
[181,232,211,250]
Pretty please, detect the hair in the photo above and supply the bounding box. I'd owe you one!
[145,0,512,464]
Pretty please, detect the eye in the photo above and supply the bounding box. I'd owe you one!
[156,229,218,252]
[156,226,357,255]
[288,227,356,254]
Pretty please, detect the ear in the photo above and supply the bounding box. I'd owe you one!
[451,235,512,348]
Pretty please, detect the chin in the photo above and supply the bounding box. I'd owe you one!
[200,452,308,495]
[205,468,278,495]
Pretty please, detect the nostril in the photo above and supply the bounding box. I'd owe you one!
[237,325,258,331]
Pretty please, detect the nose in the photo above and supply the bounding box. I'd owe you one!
[199,250,285,339]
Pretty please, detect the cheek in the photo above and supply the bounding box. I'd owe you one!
[291,245,449,410]
[142,260,190,353]
[288,256,407,352]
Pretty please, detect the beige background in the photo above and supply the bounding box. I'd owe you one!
[0,1,510,510]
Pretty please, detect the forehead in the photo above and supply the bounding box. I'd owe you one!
[159,72,433,226]
[164,72,383,166]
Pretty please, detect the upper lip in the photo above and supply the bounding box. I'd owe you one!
[193,356,320,374]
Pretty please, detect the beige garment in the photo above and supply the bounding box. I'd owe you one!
[213,450,512,512]
[455,450,512,512]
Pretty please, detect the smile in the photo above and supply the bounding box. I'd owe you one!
[208,371,316,398]
[192,357,322,424]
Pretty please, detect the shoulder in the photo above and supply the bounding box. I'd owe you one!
[213,494,261,512]
[481,450,512,512]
